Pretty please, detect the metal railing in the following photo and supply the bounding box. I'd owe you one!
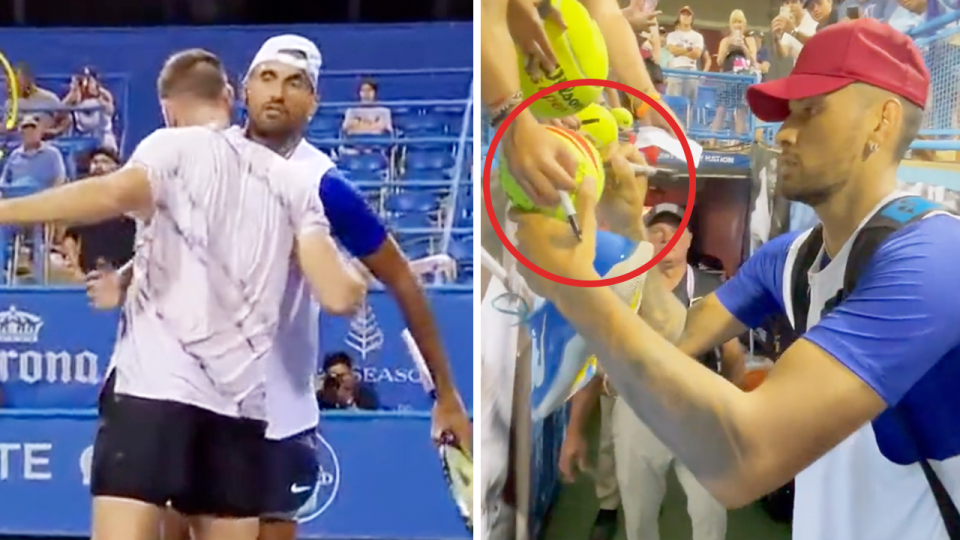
[661,68,760,143]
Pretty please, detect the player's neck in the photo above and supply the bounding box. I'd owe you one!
[245,126,302,158]
[816,166,898,258]
[177,107,229,129]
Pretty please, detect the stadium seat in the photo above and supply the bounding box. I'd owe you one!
[384,191,437,214]
[339,152,388,178]
[695,85,718,127]
[389,211,433,228]
[663,95,691,127]
[399,115,445,137]
[405,150,455,171]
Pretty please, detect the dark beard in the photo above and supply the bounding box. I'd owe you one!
[245,123,303,158]
[780,171,848,207]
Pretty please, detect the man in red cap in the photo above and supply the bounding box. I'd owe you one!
[510,18,960,540]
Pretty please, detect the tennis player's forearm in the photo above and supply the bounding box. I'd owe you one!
[552,284,755,507]
[637,269,687,343]
[582,0,657,94]
[391,274,459,400]
[0,176,132,226]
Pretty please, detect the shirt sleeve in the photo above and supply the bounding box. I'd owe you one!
[284,161,330,237]
[124,127,184,204]
[50,148,66,180]
[318,168,388,259]
[803,215,960,406]
[714,231,799,329]
[665,32,680,46]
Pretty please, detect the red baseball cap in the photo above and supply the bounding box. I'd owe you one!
[746,19,929,122]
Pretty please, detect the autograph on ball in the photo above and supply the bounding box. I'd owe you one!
[0,50,18,160]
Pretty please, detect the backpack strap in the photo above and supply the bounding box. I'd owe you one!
[789,224,824,334]
[838,196,960,540]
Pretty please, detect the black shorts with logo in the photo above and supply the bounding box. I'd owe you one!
[90,372,266,517]
[262,428,320,521]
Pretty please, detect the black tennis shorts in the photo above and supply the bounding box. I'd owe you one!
[90,372,266,517]
[262,428,321,521]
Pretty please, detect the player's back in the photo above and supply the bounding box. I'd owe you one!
[114,126,326,418]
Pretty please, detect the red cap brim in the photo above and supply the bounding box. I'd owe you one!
[746,74,856,122]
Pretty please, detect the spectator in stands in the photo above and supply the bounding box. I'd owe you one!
[664,6,704,103]
[61,147,135,273]
[5,64,70,137]
[748,31,772,80]
[807,0,841,28]
[887,0,928,32]
[657,26,674,68]
[712,9,757,137]
[317,351,380,410]
[700,49,713,72]
[342,79,393,136]
[61,67,118,152]
[772,0,819,64]
[0,115,66,188]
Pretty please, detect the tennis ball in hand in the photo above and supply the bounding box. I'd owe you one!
[518,0,610,119]
[610,107,634,130]
[498,126,606,219]
[576,103,618,151]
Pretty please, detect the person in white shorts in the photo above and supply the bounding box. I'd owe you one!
[0,48,367,540]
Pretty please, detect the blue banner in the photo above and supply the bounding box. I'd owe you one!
[0,289,472,411]
[320,290,474,411]
[658,150,752,170]
[0,410,468,539]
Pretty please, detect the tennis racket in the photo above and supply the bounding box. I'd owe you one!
[401,329,474,533]
[0,49,19,161]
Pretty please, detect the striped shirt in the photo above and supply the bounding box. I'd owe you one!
[110,126,330,419]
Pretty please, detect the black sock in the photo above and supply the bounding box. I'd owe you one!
[596,508,618,523]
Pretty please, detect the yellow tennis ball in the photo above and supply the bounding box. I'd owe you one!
[576,103,618,151]
[518,0,609,119]
[498,126,606,220]
[610,107,634,129]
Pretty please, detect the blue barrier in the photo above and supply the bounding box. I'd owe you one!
[0,288,473,412]
[0,409,469,539]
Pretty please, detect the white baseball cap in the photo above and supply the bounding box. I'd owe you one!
[247,34,322,89]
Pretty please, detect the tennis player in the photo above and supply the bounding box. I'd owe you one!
[0,48,366,540]
[511,19,960,540]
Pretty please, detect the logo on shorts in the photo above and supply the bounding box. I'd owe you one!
[0,306,43,343]
[295,433,340,523]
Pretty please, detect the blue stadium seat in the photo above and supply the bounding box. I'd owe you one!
[695,85,719,126]
[389,212,434,229]
[447,237,472,264]
[663,95,691,127]
[398,115,445,137]
[384,191,437,214]
[405,150,455,171]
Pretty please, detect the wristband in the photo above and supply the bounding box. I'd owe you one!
[489,91,524,129]
[634,90,663,119]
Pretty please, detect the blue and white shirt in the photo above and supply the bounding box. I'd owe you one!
[716,192,960,540]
